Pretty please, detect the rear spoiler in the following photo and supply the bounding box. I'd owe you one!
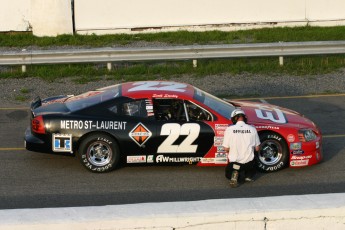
[31,96,42,110]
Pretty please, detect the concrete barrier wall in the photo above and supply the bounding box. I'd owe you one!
[30,0,73,36]
[0,0,31,32]
[75,0,305,30]
[74,0,345,34]
[0,193,344,229]
[1,0,345,36]
[0,0,73,37]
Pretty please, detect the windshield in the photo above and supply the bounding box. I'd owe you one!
[65,85,120,111]
[193,87,235,119]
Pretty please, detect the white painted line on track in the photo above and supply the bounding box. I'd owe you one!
[0,193,344,229]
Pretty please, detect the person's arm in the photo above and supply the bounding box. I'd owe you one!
[254,129,261,152]
[222,128,230,153]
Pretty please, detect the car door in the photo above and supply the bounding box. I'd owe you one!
[150,98,215,164]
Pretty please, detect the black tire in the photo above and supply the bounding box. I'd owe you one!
[78,134,120,173]
[255,132,289,172]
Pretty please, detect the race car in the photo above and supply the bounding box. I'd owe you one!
[25,81,323,173]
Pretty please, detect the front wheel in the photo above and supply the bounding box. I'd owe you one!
[256,132,289,172]
[78,134,120,173]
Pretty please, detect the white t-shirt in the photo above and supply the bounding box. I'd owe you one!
[222,121,260,164]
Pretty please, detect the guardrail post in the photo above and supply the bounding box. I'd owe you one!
[22,65,27,73]
[193,59,197,68]
[279,56,284,66]
[107,62,112,71]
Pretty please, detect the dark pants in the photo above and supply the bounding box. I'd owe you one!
[225,160,256,182]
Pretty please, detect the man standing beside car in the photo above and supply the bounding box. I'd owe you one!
[222,109,261,188]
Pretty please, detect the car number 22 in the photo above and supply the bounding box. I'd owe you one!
[158,123,200,153]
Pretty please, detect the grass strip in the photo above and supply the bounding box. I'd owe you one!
[1,55,345,83]
[1,26,345,47]
[1,26,345,81]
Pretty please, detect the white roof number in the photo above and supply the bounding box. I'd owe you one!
[128,82,187,92]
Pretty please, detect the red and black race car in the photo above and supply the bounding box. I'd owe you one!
[25,81,323,173]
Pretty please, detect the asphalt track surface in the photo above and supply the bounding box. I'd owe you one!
[0,95,345,210]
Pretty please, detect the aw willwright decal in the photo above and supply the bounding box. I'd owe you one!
[129,123,152,147]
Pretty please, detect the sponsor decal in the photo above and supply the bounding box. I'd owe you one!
[214,136,224,147]
[201,158,215,163]
[66,91,102,102]
[156,155,202,163]
[215,158,228,164]
[147,155,154,163]
[216,130,225,136]
[217,146,227,152]
[290,142,302,150]
[291,155,312,160]
[129,123,152,147]
[215,124,228,130]
[255,125,280,130]
[255,105,287,124]
[145,99,154,117]
[290,160,309,167]
[215,152,227,158]
[127,156,146,163]
[316,141,320,149]
[215,152,228,164]
[52,133,72,153]
[287,134,295,142]
[291,149,304,155]
[61,120,127,130]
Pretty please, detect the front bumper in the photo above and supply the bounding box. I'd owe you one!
[289,138,323,167]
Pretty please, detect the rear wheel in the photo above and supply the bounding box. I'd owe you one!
[78,134,120,173]
[256,132,289,172]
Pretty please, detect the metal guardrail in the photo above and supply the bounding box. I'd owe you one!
[1,41,345,71]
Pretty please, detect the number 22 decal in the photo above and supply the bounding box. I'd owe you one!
[158,123,200,153]
[128,81,187,92]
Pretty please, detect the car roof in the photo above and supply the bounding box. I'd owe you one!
[110,81,196,99]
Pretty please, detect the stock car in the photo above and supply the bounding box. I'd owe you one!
[25,81,323,173]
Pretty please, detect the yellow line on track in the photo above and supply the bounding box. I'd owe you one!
[0,148,25,151]
[0,107,28,110]
[236,93,345,101]
[323,134,345,138]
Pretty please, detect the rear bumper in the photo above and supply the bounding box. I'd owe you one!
[24,127,52,153]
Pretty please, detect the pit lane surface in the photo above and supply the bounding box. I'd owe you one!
[0,95,345,210]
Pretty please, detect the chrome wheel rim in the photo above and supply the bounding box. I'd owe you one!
[86,141,112,167]
[258,140,283,166]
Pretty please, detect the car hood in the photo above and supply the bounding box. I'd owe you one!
[228,100,316,129]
